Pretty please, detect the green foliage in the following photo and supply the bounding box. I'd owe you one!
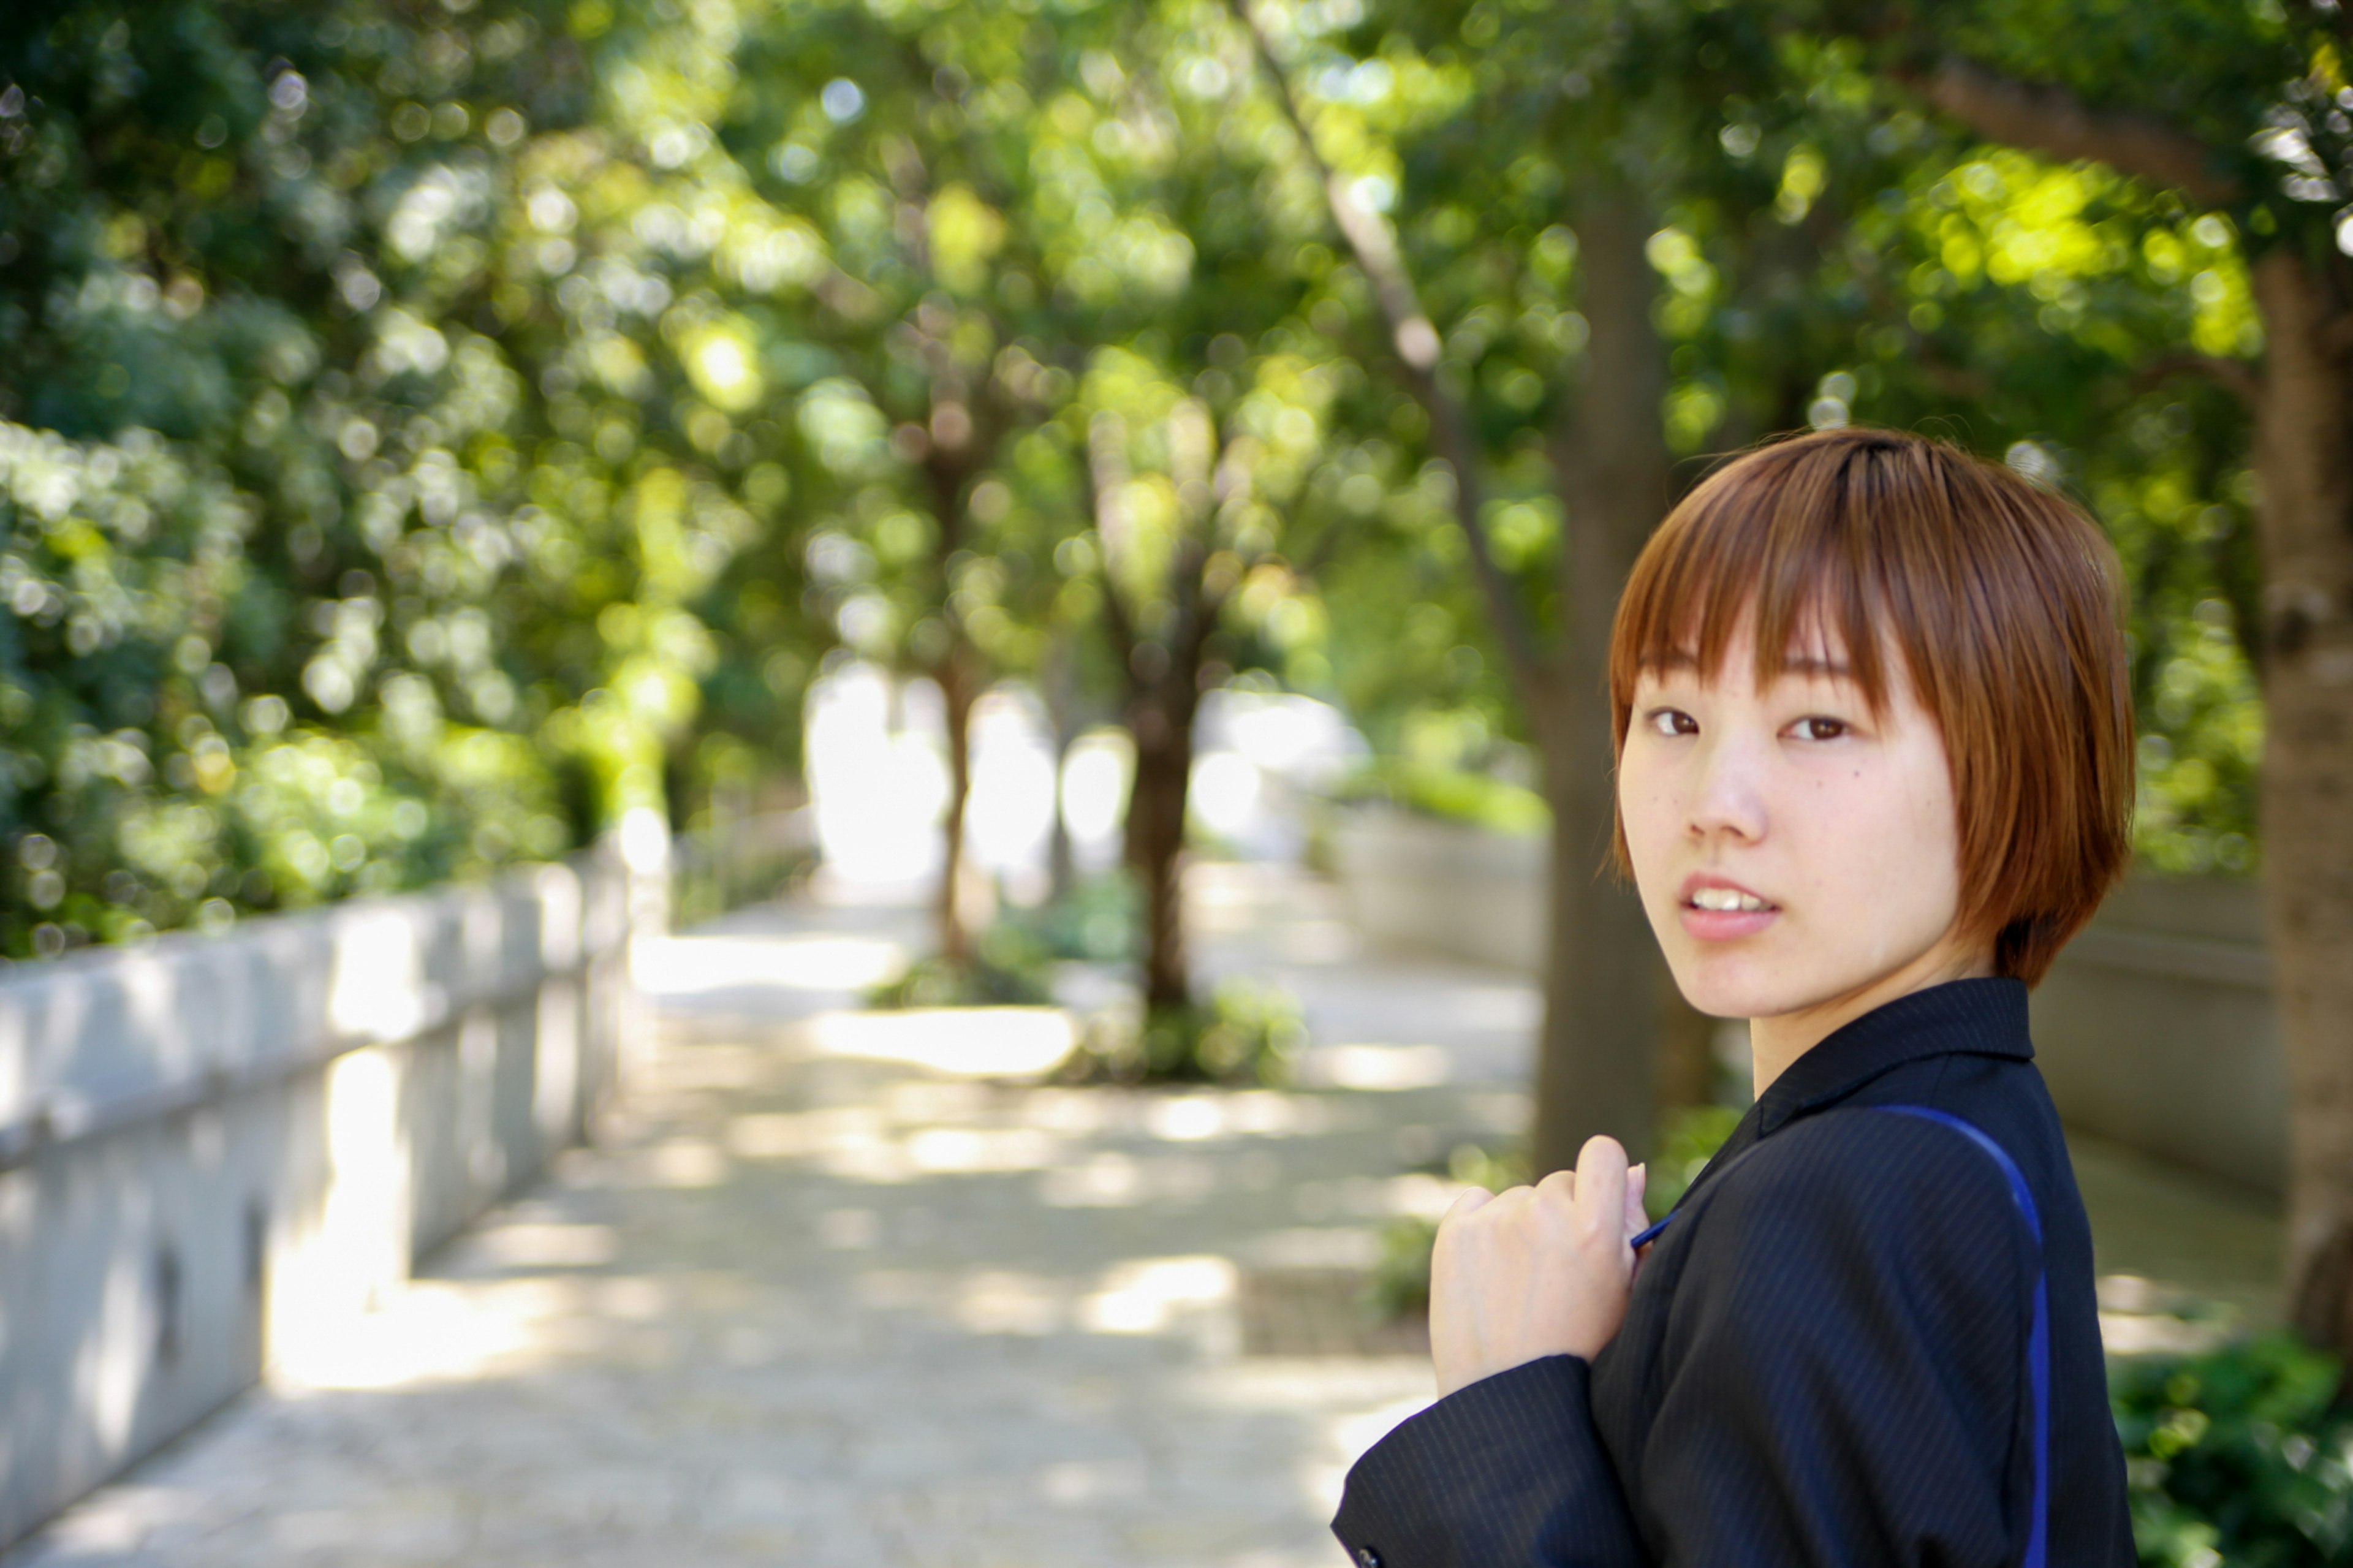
[865,949,1053,1010]
[1002,873,1140,966]
[2114,1335,2353,1565]
[0,0,825,958]
[868,877,1140,1007]
[0,420,570,953]
[865,912,1059,1009]
[1645,1103,1746,1220]
[1059,977,1307,1086]
[1268,0,2272,867]
[0,0,2295,961]
[1337,760,1550,838]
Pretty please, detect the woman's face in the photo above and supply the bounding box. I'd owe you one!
[1619,615,1985,1031]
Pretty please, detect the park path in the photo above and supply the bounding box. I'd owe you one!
[3,868,1523,1567]
[5,864,2284,1566]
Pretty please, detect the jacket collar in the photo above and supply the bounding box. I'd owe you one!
[1752,977,2033,1135]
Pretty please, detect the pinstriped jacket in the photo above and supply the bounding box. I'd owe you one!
[1332,979,2134,1568]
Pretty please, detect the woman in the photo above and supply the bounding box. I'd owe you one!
[1334,427,2137,1566]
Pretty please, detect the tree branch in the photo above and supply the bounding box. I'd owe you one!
[1893,54,2242,208]
[1084,410,1139,661]
[2137,347,2263,406]
[1225,0,1551,694]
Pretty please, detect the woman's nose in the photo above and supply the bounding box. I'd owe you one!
[1686,732,1768,843]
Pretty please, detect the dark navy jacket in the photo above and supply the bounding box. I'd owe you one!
[1333,979,2134,1567]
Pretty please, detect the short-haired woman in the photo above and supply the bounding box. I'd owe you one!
[1335,427,2137,1566]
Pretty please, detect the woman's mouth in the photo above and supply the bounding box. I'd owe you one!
[1678,878,1779,939]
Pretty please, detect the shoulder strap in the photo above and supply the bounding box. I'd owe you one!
[1626,1105,2050,1568]
[1873,1107,2050,1568]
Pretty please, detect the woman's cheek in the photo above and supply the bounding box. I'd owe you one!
[1623,772,1679,898]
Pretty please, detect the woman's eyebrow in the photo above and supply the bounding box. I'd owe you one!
[1779,653,1852,680]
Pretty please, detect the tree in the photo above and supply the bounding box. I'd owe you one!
[1227,0,1738,1168]
[0,0,827,956]
[1077,349,1344,1020]
[1800,0,2353,1350]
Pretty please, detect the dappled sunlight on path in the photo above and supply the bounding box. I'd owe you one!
[6,871,1526,1568]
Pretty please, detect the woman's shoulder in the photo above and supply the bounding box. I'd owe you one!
[1677,1100,2040,1285]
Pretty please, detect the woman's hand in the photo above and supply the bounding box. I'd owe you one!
[1429,1135,1648,1398]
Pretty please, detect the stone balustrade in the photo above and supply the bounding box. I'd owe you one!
[0,838,659,1550]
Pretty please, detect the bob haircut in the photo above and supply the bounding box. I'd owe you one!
[1608,426,2134,987]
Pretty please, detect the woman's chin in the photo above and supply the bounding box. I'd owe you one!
[1669,958,1809,1023]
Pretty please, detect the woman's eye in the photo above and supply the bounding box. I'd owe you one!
[1790,716,1847,742]
[1645,708,1697,737]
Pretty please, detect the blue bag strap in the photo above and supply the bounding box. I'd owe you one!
[1624,1105,2050,1568]
[1873,1107,2048,1568]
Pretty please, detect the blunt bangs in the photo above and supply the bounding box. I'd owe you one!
[1608,426,2136,987]
[1613,442,1906,722]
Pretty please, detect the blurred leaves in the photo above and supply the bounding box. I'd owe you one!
[2113,1335,2353,1564]
[0,0,2293,971]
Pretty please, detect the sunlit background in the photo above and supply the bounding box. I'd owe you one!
[1,0,2341,1558]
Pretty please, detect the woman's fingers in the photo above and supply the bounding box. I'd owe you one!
[1427,1142,1645,1394]
[1572,1135,1628,1245]
[1623,1162,1648,1242]
[1444,1184,1498,1224]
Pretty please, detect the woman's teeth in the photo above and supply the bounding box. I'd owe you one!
[1689,887,1771,912]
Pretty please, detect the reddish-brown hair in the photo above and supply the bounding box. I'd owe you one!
[1608,426,2134,986]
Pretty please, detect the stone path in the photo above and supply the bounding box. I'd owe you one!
[4,863,2285,1566]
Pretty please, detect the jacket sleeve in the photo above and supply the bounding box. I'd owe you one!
[1331,1114,2035,1568]
[1331,1353,1646,1568]
[1637,1114,2034,1567]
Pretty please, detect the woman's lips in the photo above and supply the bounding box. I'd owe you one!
[1678,904,1779,941]
[1677,875,1778,941]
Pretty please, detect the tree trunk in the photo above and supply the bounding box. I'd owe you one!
[1042,629,1081,904]
[1229,19,1688,1161]
[920,393,982,966]
[1654,963,1721,1111]
[2249,251,2353,1352]
[1528,183,1680,1176]
[934,642,979,966]
[1126,676,1197,1013]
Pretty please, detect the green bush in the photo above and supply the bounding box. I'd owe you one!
[864,917,1057,1010]
[2115,1335,2353,1564]
[1001,873,1139,965]
[865,954,1054,1009]
[1057,977,1306,1086]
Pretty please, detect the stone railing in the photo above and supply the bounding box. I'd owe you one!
[1330,804,2283,1194]
[2028,872,2281,1194]
[1329,806,1548,974]
[0,833,665,1550]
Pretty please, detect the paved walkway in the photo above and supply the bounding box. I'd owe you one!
[5,865,2284,1566]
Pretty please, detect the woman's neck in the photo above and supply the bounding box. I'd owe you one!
[1749,937,1996,1098]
